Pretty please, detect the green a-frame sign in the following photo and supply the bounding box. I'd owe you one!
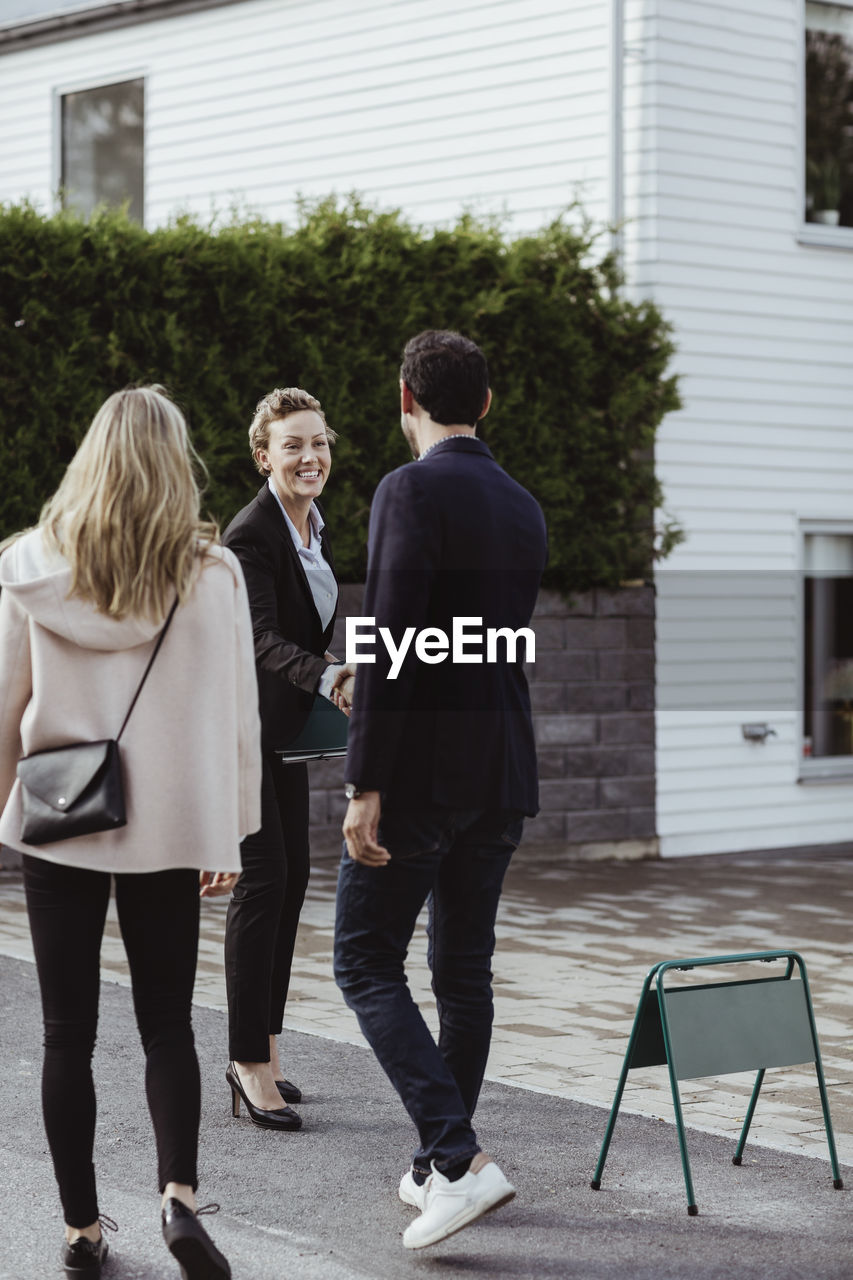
[590,951,844,1214]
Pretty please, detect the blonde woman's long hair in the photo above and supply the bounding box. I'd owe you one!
[39,385,218,620]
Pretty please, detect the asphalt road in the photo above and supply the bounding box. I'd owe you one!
[2,953,852,1280]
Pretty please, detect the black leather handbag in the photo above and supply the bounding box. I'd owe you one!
[16,598,178,846]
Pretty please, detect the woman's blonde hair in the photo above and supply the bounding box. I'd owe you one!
[249,387,337,475]
[39,385,218,620]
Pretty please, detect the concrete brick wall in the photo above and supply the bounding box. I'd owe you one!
[523,586,656,857]
[309,584,657,859]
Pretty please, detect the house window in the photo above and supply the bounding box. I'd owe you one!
[803,533,853,762]
[805,2,853,227]
[61,79,144,222]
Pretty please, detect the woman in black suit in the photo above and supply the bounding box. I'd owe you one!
[222,387,353,1130]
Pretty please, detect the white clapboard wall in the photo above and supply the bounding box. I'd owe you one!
[646,0,853,855]
[0,0,610,231]
[4,0,853,859]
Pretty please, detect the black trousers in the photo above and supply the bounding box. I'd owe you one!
[224,757,310,1063]
[22,855,202,1229]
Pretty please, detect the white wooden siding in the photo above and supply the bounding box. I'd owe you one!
[0,0,610,232]
[650,0,853,855]
[5,0,852,859]
[620,0,656,293]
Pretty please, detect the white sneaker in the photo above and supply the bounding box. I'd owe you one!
[398,1167,429,1211]
[402,1159,516,1250]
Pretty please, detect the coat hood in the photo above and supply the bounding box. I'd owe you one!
[0,529,166,651]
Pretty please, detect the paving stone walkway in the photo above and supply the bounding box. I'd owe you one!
[1,844,851,1168]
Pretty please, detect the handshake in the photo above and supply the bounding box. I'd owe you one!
[326,658,357,716]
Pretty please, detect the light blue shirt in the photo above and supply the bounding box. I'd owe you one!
[267,478,337,633]
[267,480,340,701]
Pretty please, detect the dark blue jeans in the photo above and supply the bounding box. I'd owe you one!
[333,806,523,1174]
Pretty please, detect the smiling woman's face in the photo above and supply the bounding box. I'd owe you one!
[257,410,331,509]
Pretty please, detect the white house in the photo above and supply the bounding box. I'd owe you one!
[2,0,852,858]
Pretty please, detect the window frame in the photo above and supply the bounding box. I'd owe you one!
[798,518,853,781]
[52,70,147,225]
[798,0,853,250]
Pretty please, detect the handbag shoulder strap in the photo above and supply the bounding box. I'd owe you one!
[116,596,180,743]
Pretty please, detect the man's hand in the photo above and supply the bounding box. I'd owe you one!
[342,791,390,866]
[331,663,357,716]
[332,673,355,715]
[199,870,240,898]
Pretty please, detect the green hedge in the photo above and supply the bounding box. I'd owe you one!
[0,199,680,592]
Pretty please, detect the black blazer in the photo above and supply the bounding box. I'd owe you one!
[344,437,548,815]
[223,483,337,753]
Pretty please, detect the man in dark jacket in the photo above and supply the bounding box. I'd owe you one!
[334,331,547,1250]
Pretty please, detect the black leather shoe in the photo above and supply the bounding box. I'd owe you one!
[275,1078,302,1105]
[61,1234,109,1275]
[161,1199,231,1280]
[226,1062,302,1130]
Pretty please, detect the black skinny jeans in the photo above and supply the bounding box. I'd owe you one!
[22,855,202,1228]
[224,757,310,1063]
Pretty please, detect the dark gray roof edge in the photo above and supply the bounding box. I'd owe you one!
[0,0,253,54]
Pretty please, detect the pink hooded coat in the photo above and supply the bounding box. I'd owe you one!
[0,529,261,873]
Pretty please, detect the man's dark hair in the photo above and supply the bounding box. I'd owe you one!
[401,330,489,427]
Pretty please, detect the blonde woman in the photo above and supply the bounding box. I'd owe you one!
[222,388,353,1127]
[0,387,261,1280]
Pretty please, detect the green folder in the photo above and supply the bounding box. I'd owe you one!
[276,694,349,763]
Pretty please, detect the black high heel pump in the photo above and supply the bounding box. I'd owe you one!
[275,1077,302,1104]
[226,1062,302,1131]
